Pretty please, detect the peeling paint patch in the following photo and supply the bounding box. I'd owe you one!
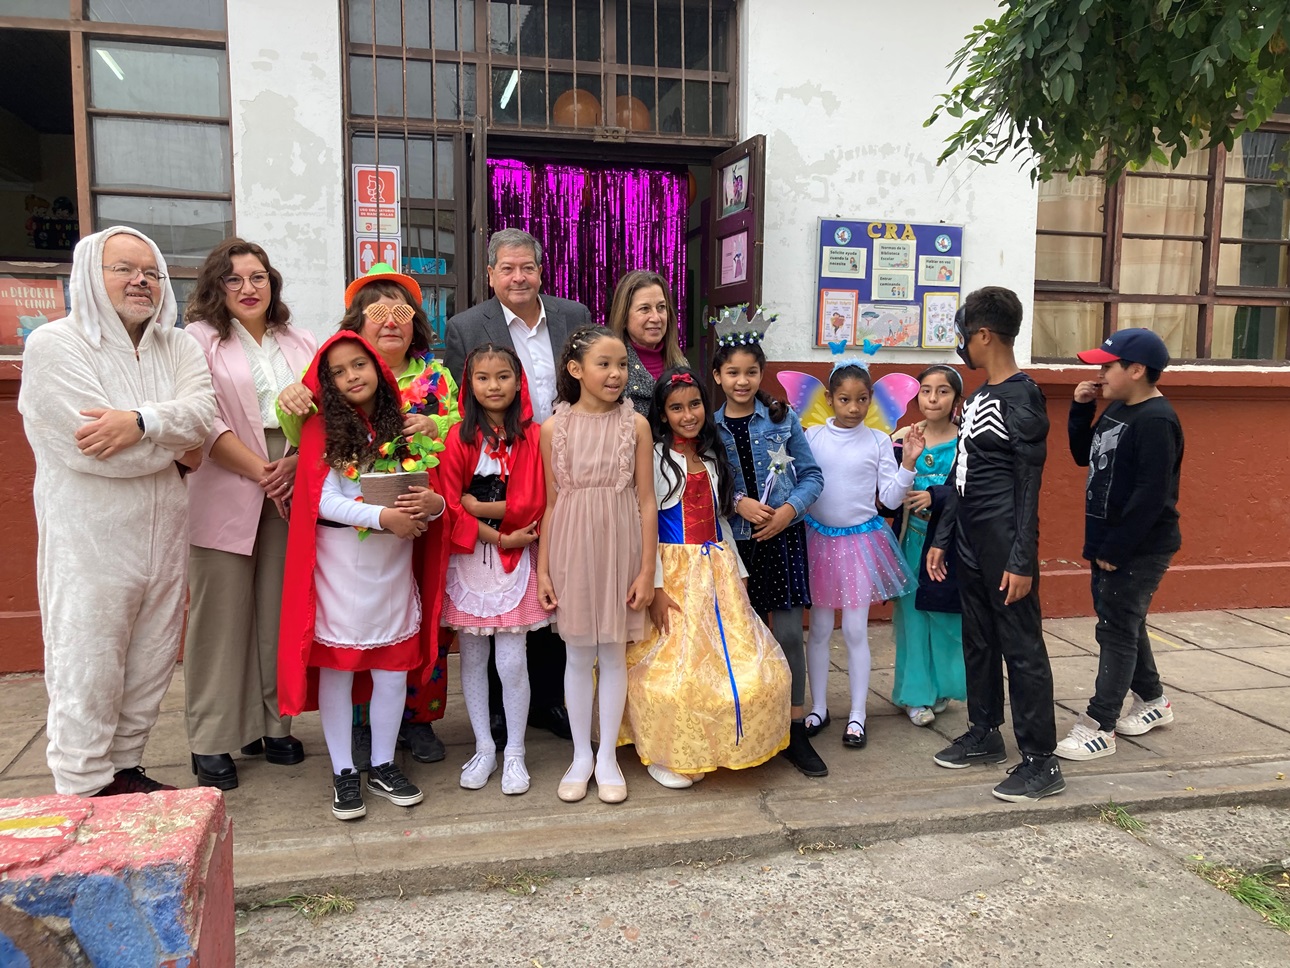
[237,91,332,208]
[773,82,841,116]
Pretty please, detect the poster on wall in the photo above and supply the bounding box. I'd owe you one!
[921,292,959,348]
[817,289,858,344]
[352,164,400,236]
[0,278,68,347]
[813,218,964,348]
[720,156,750,217]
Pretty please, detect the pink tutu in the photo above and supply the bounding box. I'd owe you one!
[804,514,915,608]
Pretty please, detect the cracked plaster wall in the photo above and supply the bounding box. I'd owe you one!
[227,0,346,344]
[741,0,1039,364]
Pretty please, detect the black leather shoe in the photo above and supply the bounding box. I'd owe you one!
[489,712,508,747]
[529,704,573,741]
[241,735,304,765]
[191,753,238,790]
[842,721,868,749]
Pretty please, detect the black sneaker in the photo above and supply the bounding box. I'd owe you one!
[933,724,1007,769]
[332,768,366,821]
[352,724,372,772]
[992,754,1066,802]
[367,761,425,807]
[780,720,829,777]
[398,722,446,763]
[93,766,176,797]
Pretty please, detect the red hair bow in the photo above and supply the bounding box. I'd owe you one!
[670,372,695,384]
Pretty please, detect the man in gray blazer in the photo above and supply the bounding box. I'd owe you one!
[444,228,592,422]
[444,228,594,742]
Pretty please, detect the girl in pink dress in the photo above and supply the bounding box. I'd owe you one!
[537,327,657,805]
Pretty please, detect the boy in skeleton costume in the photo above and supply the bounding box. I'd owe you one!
[926,287,1063,803]
[19,227,215,797]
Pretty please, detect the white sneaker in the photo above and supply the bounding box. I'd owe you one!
[459,751,497,790]
[907,706,935,726]
[647,763,693,789]
[500,755,530,795]
[1117,693,1174,736]
[1055,713,1116,761]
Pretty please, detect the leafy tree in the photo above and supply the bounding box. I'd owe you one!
[927,1,1290,181]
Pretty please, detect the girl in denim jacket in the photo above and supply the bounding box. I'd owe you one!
[712,338,826,777]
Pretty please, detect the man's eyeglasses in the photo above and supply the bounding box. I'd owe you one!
[222,272,270,291]
[103,263,165,284]
[362,303,415,326]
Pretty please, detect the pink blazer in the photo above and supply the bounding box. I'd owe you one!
[185,319,318,555]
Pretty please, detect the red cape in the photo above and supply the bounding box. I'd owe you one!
[438,362,544,573]
[277,331,451,716]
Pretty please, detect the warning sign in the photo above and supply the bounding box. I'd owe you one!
[352,164,400,235]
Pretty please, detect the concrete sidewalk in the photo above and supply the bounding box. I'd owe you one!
[3,608,1290,904]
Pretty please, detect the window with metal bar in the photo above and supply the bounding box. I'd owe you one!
[1034,122,1290,363]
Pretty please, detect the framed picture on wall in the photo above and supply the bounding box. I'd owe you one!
[720,156,750,218]
[719,231,749,286]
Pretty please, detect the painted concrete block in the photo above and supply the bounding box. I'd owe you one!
[0,788,233,966]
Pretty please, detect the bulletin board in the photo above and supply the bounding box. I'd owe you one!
[814,218,964,350]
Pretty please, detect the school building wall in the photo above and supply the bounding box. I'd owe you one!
[1,0,1286,675]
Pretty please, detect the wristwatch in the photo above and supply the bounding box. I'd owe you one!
[133,411,145,435]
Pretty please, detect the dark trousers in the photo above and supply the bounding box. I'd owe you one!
[959,560,1057,757]
[1086,552,1173,732]
[488,624,567,713]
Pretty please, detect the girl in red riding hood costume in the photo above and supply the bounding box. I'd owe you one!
[277,330,450,821]
[437,343,546,797]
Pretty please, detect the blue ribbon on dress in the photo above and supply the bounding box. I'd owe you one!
[803,512,886,537]
[701,540,743,746]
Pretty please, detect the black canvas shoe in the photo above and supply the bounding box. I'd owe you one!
[398,722,446,763]
[332,768,366,820]
[992,754,1066,803]
[780,720,829,777]
[933,724,1008,769]
[367,761,425,807]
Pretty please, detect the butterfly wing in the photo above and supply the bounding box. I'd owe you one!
[776,370,831,428]
[864,372,920,434]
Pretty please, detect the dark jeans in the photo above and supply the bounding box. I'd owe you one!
[1086,552,1173,732]
[488,624,567,712]
[959,561,1057,757]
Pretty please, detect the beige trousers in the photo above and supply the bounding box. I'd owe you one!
[184,492,292,755]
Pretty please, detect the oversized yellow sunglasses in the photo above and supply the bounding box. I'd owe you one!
[362,303,416,326]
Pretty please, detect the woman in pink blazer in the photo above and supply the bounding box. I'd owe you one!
[183,239,318,790]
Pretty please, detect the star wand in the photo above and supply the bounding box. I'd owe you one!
[760,441,795,505]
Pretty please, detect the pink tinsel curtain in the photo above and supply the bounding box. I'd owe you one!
[489,159,688,344]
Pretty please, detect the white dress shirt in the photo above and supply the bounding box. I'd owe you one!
[502,298,555,423]
[231,319,296,430]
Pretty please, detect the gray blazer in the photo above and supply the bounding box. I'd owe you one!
[443,294,593,384]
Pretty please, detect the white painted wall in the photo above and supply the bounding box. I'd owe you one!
[227,0,346,344]
[741,0,1039,364]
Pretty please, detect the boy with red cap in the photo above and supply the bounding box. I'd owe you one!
[1057,328,1184,761]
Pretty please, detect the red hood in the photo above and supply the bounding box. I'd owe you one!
[456,346,534,425]
[304,330,400,403]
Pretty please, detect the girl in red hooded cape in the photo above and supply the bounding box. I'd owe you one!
[438,343,546,796]
[277,330,450,821]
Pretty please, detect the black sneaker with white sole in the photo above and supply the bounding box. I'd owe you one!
[332,768,366,820]
[933,724,1007,769]
[367,761,424,807]
[991,754,1066,802]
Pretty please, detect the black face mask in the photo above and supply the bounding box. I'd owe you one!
[954,307,977,370]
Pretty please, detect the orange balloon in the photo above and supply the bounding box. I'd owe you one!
[552,89,602,128]
[687,171,698,206]
[615,95,652,131]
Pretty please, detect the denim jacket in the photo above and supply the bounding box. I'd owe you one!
[714,398,824,541]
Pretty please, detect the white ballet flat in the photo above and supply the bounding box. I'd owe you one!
[647,763,693,789]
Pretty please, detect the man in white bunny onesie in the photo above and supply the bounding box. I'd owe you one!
[19,226,215,797]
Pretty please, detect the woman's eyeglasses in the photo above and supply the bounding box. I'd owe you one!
[222,272,270,291]
[102,263,165,284]
[363,303,415,326]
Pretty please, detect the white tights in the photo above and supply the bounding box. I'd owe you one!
[319,666,406,774]
[563,642,628,786]
[458,630,530,758]
[806,605,872,727]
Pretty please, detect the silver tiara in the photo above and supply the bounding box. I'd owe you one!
[710,305,778,347]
